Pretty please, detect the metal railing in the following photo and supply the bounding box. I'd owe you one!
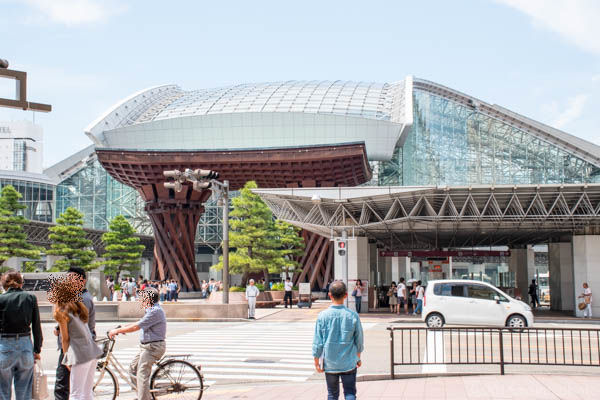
[388,327,600,378]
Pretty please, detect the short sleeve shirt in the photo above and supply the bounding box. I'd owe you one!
[398,283,406,298]
[284,281,293,291]
[584,288,592,304]
[138,305,167,343]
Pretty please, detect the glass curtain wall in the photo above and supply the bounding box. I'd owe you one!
[0,178,54,222]
[379,89,600,186]
[56,159,151,233]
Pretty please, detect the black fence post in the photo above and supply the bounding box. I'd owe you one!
[390,327,395,380]
[499,328,505,375]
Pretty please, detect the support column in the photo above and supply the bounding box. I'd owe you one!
[335,236,370,313]
[509,245,535,301]
[572,235,600,317]
[548,242,574,311]
[391,257,410,284]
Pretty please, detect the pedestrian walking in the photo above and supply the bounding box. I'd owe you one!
[52,275,102,400]
[106,276,114,299]
[312,281,364,400]
[168,280,179,302]
[352,280,364,313]
[387,282,397,313]
[0,270,43,400]
[397,278,408,315]
[409,281,417,313]
[125,278,137,301]
[284,277,293,308]
[201,280,208,299]
[245,279,260,319]
[54,267,96,400]
[528,279,539,308]
[109,288,166,400]
[578,282,593,318]
[159,281,168,303]
[413,281,424,315]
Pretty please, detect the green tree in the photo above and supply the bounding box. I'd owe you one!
[212,181,306,289]
[47,207,97,271]
[0,185,41,265]
[99,215,145,281]
[276,220,305,279]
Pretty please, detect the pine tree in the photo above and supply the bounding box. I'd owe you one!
[47,207,97,271]
[212,181,305,289]
[212,181,280,287]
[99,215,145,281]
[276,220,305,279]
[0,185,41,265]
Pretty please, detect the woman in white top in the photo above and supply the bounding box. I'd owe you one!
[413,280,425,316]
[578,282,593,318]
[353,280,364,313]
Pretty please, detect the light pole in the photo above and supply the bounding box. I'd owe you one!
[212,180,230,304]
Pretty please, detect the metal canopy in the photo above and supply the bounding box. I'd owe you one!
[254,184,600,250]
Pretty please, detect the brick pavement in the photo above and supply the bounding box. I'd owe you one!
[201,374,600,400]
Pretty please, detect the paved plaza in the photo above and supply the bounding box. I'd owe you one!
[36,302,600,399]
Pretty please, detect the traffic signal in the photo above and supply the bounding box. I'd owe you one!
[337,240,346,256]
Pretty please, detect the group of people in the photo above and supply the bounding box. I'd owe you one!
[106,275,181,302]
[200,278,223,299]
[0,268,168,400]
[387,278,424,315]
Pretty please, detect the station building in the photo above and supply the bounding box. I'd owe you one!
[2,77,599,314]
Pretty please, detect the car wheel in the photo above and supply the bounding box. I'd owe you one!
[426,313,444,328]
[506,315,526,328]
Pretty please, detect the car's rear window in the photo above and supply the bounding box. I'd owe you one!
[433,283,466,297]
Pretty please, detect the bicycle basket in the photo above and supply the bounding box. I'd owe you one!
[96,338,111,359]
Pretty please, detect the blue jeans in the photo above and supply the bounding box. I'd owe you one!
[354,296,362,313]
[415,298,423,314]
[325,369,356,400]
[0,336,34,400]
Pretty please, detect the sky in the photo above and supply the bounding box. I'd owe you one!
[0,0,599,167]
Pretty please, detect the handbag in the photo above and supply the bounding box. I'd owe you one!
[32,360,49,400]
[351,289,357,296]
[578,302,587,311]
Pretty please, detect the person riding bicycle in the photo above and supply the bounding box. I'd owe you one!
[108,287,166,400]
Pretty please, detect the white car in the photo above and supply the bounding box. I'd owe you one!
[422,280,534,328]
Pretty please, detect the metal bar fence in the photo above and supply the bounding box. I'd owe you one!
[388,327,600,378]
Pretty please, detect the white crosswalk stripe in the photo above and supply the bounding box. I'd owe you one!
[43,321,373,391]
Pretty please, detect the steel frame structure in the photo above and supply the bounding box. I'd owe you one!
[256,184,600,250]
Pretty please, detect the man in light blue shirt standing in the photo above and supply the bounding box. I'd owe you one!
[313,281,364,400]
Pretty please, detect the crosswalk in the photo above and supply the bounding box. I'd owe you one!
[44,321,373,392]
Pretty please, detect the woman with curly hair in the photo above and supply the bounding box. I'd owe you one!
[51,274,102,400]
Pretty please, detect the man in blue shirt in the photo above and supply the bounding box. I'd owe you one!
[109,287,166,400]
[313,281,364,400]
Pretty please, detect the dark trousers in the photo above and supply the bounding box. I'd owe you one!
[54,350,70,400]
[284,291,293,308]
[325,369,357,400]
[530,294,539,307]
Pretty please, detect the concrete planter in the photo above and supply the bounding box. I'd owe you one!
[117,301,247,319]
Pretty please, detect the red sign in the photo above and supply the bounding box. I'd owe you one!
[379,250,511,257]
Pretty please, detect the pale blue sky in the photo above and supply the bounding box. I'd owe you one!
[1,0,599,166]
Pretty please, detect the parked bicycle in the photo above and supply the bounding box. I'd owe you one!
[93,327,205,399]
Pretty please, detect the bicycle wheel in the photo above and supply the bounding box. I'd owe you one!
[150,359,204,399]
[93,364,118,400]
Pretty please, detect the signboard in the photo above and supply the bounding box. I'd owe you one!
[299,282,311,295]
[380,250,511,257]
